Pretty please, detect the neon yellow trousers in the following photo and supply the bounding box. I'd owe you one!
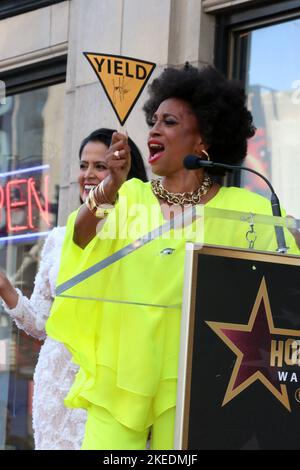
[81,406,176,450]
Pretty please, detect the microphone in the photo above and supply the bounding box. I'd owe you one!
[183,155,288,253]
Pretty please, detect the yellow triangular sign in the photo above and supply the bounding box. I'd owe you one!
[83,52,156,126]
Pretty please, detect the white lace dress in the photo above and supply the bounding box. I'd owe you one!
[3,227,86,450]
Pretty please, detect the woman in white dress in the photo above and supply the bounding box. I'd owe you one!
[0,128,147,450]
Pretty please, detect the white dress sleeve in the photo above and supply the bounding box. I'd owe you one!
[2,227,65,341]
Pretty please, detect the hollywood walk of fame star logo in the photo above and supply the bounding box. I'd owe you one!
[206,277,300,412]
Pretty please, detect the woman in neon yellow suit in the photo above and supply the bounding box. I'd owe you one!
[46,64,299,450]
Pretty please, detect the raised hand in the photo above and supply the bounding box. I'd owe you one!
[101,131,131,202]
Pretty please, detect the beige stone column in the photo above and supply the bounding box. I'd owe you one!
[58,0,222,222]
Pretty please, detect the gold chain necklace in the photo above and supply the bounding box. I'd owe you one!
[151,174,213,205]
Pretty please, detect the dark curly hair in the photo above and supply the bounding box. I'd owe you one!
[143,64,256,175]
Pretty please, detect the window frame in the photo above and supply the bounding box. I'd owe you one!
[0,55,67,96]
[0,0,66,21]
[214,0,300,186]
[0,51,67,449]
[0,55,66,230]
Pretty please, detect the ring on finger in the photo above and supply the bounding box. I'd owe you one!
[113,150,120,159]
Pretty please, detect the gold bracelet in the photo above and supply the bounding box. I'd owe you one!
[85,183,118,219]
[98,181,111,204]
[85,189,98,214]
[94,181,119,206]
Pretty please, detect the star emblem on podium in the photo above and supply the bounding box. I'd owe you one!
[206,277,300,411]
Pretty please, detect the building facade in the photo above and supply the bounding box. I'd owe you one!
[0,0,299,449]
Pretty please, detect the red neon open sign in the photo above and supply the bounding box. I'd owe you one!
[0,170,50,234]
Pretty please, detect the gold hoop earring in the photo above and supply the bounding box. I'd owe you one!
[201,149,210,161]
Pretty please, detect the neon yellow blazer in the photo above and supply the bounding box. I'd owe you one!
[46,179,299,432]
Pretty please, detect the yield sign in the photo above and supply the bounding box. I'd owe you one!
[83,52,156,126]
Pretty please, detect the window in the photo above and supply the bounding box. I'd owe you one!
[216,2,300,218]
[0,59,65,450]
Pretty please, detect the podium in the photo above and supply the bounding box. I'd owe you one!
[175,224,300,449]
[53,203,300,450]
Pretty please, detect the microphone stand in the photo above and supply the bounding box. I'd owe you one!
[183,157,288,253]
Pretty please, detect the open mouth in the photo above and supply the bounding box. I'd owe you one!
[83,184,98,194]
[148,142,165,164]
